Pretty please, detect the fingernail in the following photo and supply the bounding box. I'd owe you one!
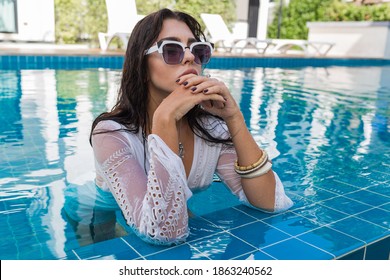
[183,81,188,86]
[203,89,208,93]
[176,79,180,83]
[191,87,197,91]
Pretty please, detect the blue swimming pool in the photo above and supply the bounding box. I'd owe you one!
[0,56,389,260]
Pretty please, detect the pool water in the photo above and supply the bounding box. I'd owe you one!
[0,63,389,260]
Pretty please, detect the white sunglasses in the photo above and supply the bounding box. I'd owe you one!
[144,40,214,65]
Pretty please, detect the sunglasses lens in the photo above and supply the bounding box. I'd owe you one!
[193,44,212,65]
[162,44,184,64]
[159,42,212,65]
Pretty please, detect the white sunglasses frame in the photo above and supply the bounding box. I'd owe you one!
[144,40,214,65]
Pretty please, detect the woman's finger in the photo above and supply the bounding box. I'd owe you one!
[176,74,206,87]
[177,74,219,92]
[189,79,220,94]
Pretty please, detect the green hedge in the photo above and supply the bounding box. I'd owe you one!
[268,0,390,39]
[55,0,85,44]
[54,0,235,45]
[322,0,390,22]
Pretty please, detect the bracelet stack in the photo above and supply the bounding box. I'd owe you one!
[234,149,272,179]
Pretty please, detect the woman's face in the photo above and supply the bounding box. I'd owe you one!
[146,18,202,102]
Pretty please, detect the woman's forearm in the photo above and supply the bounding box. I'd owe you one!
[226,113,276,211]
[152,108,181,157]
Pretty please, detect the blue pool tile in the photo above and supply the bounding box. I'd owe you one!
[320,196,373,215]
[233,204,284,220]
[121,234,176,257]
[59,251,80,260]
[188,182,240,216]
[283,192,311,209]
[292,203,347,225]
[337,247,365,260]
[262,238,334,260]
[336,175,379,189]
[0,229,66,259]
[374,161,390,173]
[93,250,141,260]
[187,216,224,241]
[9,56,18,66]
[366,170,390,183]
[144,243,209,260]
[117,215,216,257]
[188,232,256,260]
[297,226,365,258]
[0,55,7,67]
[355,208,390,229]
[316,179,359,195]
[201,207,256,230]
[19,249,62,260]
[261,212,322,236]
[365,236,390,260]
[229,221,290,249]
[242,250,275,260]
[300,187,337,202]
[345,190,390,207]
[37,56,47,67]
[369,184,390,198]
[379,202,390,212]
[329,217,389,244]
[273,166,305,191]
[73,237,139,260]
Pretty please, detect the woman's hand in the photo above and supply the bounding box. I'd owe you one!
[152,73,242,158]
[176,74,241,122]
[154,74,228,123]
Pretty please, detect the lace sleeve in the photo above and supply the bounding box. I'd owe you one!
[215,144,293,213]
[92,121,190,245]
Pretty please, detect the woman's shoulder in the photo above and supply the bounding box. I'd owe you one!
[92,120,140,140]
[91,120,141,147]
[94,119,126,132]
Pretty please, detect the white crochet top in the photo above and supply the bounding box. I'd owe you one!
[91,118,293,245]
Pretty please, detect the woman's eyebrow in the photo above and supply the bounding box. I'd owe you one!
[159,37,199,44]
[159,36,180,42]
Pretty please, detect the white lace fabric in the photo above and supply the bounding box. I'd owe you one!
[92,119,293,245]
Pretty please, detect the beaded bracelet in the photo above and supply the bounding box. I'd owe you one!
[239,161,273,179]
[234,154,269,175]
[234,149,268,172]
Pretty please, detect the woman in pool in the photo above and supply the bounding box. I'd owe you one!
[89,8,293,245]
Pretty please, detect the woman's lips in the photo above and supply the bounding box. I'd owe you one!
[179,69,198,78]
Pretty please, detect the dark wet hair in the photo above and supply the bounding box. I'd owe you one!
[90,8,231,146]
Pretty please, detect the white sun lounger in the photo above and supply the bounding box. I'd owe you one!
[267,39,334,56]
[200,13,273,54]
[98,0,144,50]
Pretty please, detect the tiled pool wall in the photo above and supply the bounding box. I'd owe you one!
[63,202,390,260]
[1,54,390,70]
[338,236,390,260]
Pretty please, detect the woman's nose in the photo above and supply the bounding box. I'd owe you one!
[181,47,195,64]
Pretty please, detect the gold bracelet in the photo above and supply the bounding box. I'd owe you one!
[234,149,268,172]
[235,156,269,175]
[239,161,273,179]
